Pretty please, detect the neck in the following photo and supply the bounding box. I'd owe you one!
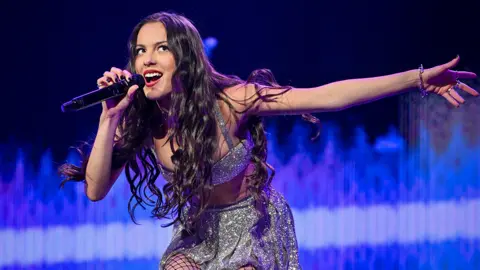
[152,95,172,139]
[155,94,171,114]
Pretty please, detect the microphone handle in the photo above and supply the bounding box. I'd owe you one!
[61,80,129,112]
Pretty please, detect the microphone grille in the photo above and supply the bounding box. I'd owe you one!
[131,74,146,88]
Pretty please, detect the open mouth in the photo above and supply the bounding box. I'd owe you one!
[143,70,163,87]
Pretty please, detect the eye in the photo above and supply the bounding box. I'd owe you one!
[158,45,169,52]
[135,48,145,55]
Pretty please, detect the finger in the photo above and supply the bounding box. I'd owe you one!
[456,71,477,79]
[103,71,119,84]
[447,88,465,104]
[116,85,139,109]
[126,85,138,98]
[442,55,460,71]
[105,85,138,110]
[122,70,133,81]
[101,100,107,111]
[110,67,124,81]
[457,81,480,96]
[104,96,123,110]
[96,77,109,89]
[442,92,460,107]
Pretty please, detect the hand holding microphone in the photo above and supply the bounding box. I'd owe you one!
[97,68,143,119]
[61,67,145,119]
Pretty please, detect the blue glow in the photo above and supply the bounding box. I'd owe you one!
[1,119,479,268]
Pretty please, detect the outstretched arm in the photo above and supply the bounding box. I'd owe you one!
[230,56,478,116]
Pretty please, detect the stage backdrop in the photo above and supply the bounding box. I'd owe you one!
[1,85,479,269]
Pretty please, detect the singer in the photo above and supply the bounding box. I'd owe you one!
[59,12,478,270]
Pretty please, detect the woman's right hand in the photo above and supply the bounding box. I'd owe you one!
[97,67,140,121]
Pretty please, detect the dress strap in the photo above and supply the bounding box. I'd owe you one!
[213,101,235,150]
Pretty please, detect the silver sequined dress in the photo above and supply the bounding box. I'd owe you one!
[158,103,301,269]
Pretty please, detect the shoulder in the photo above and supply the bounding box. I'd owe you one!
[221,83,261,117]
[223,83,257,100]
[221,83,295,117]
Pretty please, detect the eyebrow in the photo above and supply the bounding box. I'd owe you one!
[135,41,168,48]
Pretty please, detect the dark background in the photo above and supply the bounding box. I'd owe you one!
[1,0,479,162]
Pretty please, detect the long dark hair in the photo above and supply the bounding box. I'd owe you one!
[59,12,318,228]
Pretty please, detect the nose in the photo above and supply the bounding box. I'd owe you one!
[143,55,157,66]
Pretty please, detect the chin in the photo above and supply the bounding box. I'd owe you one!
[144,86,171,101]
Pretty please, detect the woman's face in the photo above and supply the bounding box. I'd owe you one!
[134,22,176,101]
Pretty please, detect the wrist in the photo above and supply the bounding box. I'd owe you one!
[406,69,421,90]
[99,112,121,127]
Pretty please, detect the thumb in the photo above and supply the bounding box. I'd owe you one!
[116,85,139,110]
[442,55,460,71]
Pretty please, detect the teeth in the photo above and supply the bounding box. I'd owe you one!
[145,72,162,78]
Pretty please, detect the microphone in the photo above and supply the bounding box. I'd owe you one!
[61,74,145,112]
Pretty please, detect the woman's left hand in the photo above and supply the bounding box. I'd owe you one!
[422,56,479,107]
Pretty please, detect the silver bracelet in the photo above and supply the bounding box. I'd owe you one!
[418,64,428,98]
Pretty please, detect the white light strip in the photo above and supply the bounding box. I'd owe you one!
[0,199,479,267]
[292,199,480,249]
[0,222,173,267]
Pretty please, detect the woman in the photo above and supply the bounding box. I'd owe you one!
[59,12,478,270]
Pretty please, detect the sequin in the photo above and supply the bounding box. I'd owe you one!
[159,188,301,269]
[157,103,301,269]
[158,101,254,186]
[159,138,253,186]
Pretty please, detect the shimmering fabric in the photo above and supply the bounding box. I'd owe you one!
[158,103,300,269]
[158,101,255,186]
[159,188,301,270]
[159,138,254,186]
